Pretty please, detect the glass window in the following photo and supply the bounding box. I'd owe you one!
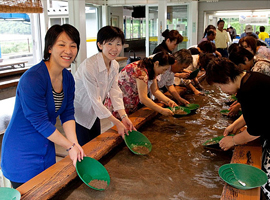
[0,14,33,66]
[85,6,98,57]
[133,19,140,38]
[167,5,188,50]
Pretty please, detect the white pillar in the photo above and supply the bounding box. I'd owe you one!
[145,5,150,57]
[39,0,49,61]
[158,0,167,45]
[187,1,198,47]
[102,5,109,27]
[30,14,42,64]
[68,0,87,73]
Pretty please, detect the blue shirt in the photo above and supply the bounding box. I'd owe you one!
[1,61,75,183]
[240,32,258,39]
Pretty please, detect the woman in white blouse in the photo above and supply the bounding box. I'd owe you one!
[74,26,135,146]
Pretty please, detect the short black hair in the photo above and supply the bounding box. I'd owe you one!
[43,24,80,61]
[207,30,215,36]
[188,47,200,55]
[217,19,225,25]
[172,49,193,66]
[198,41,215,53]
[96,25,125,52]
[260,26,265,32]
[206,58,242,85]
[229,47,254,66]
[198,53,216,70]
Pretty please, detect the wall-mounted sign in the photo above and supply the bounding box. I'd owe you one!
[176,24,185,32]
[239,13,268,24]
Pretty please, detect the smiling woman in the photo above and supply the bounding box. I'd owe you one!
[74,25,136,147]
[1,24,85,189]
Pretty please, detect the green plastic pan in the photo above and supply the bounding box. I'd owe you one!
[183,103,200,112]
[76,157,110,191]
[124,130,152,155]
[168,106,191,118]
[203,135,234,150]
[219,163,267,190]
[188,69,199,79]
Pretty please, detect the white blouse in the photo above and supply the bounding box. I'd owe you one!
[74,52,124,129]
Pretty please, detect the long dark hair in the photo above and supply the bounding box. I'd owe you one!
[43,24,80,61]
[138,52,175,80]
[229,47,254,66]
[96,25,125,52]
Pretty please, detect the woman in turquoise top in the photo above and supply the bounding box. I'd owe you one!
[1,24,85,188]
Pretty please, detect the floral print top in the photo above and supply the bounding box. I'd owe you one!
[104,61,151,115]
[257,46,270,60]
[252,58,270,77]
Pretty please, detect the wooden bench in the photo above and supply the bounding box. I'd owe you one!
[16,88,186,199]
[220,139,263,200]
[0,60,28,69]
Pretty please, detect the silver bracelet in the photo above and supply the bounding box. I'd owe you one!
[121,113,128,120]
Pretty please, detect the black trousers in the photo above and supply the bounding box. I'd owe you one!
[76,118,101,146]
[10,181,24,189]
[217,48,228,58]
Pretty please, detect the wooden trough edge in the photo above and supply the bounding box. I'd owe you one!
[17,86,187,199]
[220,137,262,200]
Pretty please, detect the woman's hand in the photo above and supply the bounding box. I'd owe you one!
[228,102,241,117]
[160,108,174,116]
[68,143,85,167]
[223,123,238,136]
[175,72,190,79]
[122,117,136,132]
[115,120,129,139]
[179,98,190,106]
[219,136,234,151]
[167,100,178,108]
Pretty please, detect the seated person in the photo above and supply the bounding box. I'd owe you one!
[154,49,193,105]
[105,51,177,116]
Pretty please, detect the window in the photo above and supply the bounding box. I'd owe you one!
[124,16,145,39]
[0,13,33,66]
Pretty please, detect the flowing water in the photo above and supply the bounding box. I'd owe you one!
[53,81,235,200]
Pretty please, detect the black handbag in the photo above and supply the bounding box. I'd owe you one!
[127,50,141,64]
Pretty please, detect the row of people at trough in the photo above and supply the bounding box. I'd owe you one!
[1,25,198,189]
[2,24,270,199]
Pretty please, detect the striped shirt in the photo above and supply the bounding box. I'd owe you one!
[52,88,64,112]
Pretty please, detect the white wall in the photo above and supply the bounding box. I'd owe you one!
[198,0,270,43]
[110,6,124,30]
